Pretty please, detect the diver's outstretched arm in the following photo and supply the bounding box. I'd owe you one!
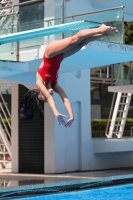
[36,74,67,125]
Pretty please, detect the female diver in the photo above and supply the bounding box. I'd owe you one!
[36,24,118,127]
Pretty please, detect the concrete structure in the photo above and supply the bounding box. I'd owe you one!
[1,0,133,174]
[4,41,133,173]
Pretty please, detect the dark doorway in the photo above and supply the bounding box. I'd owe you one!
[19,85,44,173]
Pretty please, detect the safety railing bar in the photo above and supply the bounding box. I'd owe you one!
[0,94,11,118]
[2,145,8,158]
[0,7,13,14]
[91,81,115,85]
[0,152,9,155]
[0,124,11,157]
[91,77,115,81]
[45,6,124,22]
[0,4,124,20]
[0,12,18,18]
[0,104,11,129]
[2,146,5,161]
[0,114,11,141]
[0,18,12,26]
[0,144,4,157]
[0,27,12,31]
[19,44,43,49]
[0,120,11,141]
[0,124,11,142]
[0,114,11,140]
[0,138,2,143]
[105,92,116,136]
[0,0,43,11]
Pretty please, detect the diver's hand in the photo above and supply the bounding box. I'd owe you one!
[55,113,67,125]
[64,117,75,128]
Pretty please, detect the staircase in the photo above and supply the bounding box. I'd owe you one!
[106,92,132,138]
[0,0,14,35]
[0,1,13,169]
[0,93,11,169]
[0,0,13,16]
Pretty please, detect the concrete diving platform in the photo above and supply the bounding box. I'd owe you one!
[93,138,133,153]
[108,85,133,93]
[0,41,133,88]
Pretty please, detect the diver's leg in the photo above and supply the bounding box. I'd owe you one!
[45,24,116,58]
[63,28,118,58]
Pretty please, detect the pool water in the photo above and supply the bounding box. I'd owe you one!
[5,183,133,200]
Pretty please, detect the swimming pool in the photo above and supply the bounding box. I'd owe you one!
[4,182,133,200]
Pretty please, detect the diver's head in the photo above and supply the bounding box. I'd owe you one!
[37,82,53,103]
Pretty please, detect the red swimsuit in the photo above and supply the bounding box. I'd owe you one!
[38,53,63,87]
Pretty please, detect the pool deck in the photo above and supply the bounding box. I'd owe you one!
[0,168,133,194]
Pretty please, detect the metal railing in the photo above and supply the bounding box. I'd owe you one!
[91,61,133,85]
[105,93,116,137]
[45,5,124,23]
[0,0,43,11]
[0,93,11,168]
[45,5,124,41]
[0,0,43,61]
[0,0,124,61]
[0,1,132,140]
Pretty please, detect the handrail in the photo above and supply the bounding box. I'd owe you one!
[0,0,43,11]
[0,104,11,129]
[0,12,18,18]
[45,6,124,22]
[0,113,11,141]
[0,1,124,21]
[0,94,11,118]
[105,93,116,137]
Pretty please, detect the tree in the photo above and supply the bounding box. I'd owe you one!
[124,22,133,45]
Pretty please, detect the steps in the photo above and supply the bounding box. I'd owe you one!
[106,92,132,138]
[0,93,11,169]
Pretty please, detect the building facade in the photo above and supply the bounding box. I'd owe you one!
[1,0,133,173]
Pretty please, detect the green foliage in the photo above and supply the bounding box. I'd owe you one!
[91,118,133,131]
[0,118,11,123]
[92,119,107,132]
[124,22,133,45]
[0,118,11,134]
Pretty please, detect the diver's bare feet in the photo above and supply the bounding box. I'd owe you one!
[99,24,118,36]
[105,27,118,36]
[99,24,112,33]
[99,24,118,34]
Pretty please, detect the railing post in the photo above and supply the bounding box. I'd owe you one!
[61,0,65,39]
[107,66,109,78]
[16,13,19,61]
[72,16,74,35]
[129,61,133,84]
[111,64,114,86]
[122,6,125,44]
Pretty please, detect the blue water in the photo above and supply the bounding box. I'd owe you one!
[7,183,133,200]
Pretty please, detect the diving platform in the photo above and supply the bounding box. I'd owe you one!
[94,138,133,153]
[0,41,133,88]
[0,20,101,44]
[108,85,133,93]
